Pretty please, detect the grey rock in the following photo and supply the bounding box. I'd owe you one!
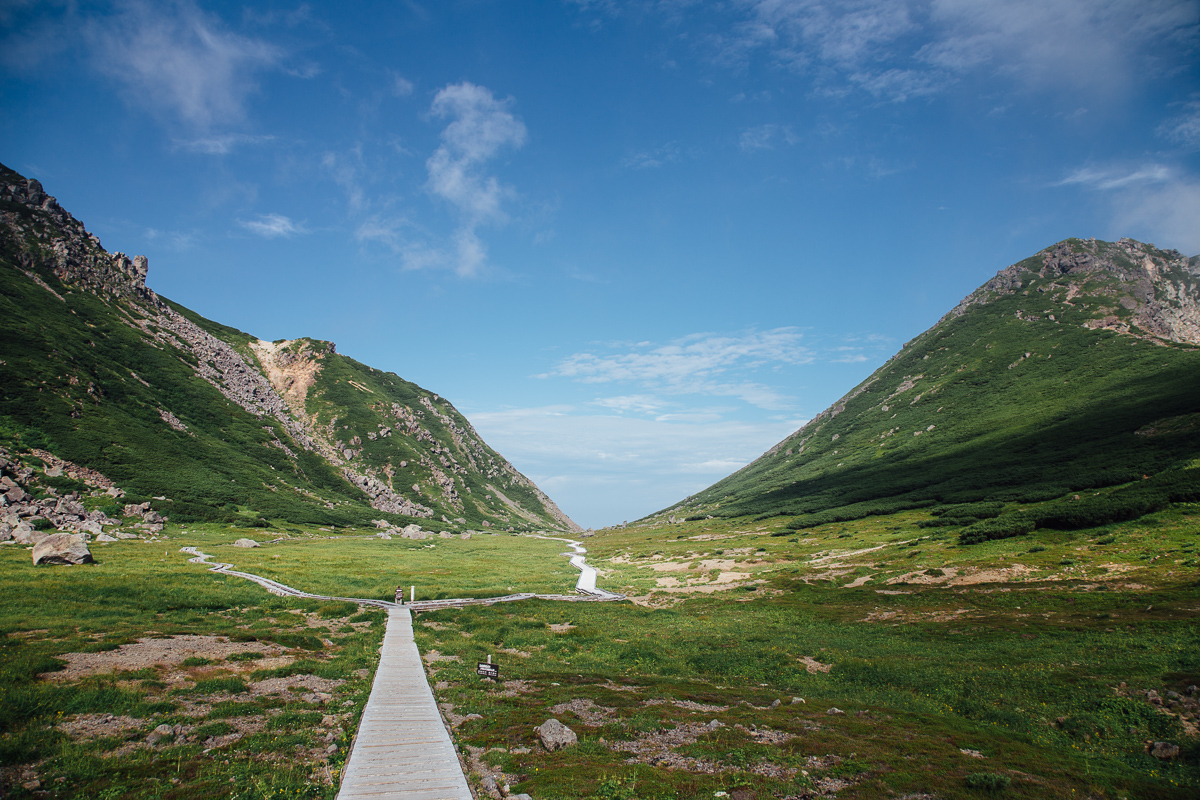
[0,524,10,543]
[147,723,175,746]
[536,718,577,751]
[78,519,103,536]
[826,707,845,715]
[233,538,260,548]
[510,795,534,800]
[115,531,139,539]
[1149,741,1180,759]
[5,486,26,504]
[12,521,40,544]
[32,533,93,565]
[480,775,501,799]
[95,533,118,543]
[142,510,164,524]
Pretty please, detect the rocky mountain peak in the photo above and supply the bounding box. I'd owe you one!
[945,237,1200,345]
[1,164,155,304]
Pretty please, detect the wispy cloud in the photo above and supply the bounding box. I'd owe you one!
[239,213,306,238]
[1058,161,1200,254]
[174,133,275,154]
[1159,100,1200,149]
[390,72,415,97]
[541,328,812,409]
[739,123,797,151]
[407,82,528,276]
[1058,164,1172,191]
[85,0,284,129]
[601,0,1200,103]
[623,142,681,169]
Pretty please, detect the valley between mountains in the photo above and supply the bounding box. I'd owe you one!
[1,164,1198,799]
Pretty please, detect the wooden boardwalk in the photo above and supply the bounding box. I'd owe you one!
[336,605,473,800]
[182,535,622,798]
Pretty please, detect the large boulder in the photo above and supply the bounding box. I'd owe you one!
[536,718,577,751]
[32,533,93,565]
[233,538,260,548]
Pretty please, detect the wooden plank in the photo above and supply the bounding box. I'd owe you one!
[336,606,472,800]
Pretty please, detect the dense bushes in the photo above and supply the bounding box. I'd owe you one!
[959,468,1199,544]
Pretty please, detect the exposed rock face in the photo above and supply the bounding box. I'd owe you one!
[32,533,94,565]
[0,175,155,303]
[945,238,1200,345]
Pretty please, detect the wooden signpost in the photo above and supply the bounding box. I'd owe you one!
[477,654,499,679]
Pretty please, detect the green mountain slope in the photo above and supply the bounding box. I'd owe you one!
[658,238,1200,541]
[0,163,577,532]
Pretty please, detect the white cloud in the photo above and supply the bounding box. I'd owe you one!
[1112,177,1200,256]
[1058,161,1200,254]
[415,82,528,276]
[85,0,283,129]
[466,405,807,527]
[240,213,306,238]
[543,328,812,410]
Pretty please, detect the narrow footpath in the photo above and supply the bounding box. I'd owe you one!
[181,535,619,799]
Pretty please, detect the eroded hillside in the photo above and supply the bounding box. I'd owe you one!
[0,163,576,531]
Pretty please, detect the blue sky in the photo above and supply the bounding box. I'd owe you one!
[3,0,1198,528]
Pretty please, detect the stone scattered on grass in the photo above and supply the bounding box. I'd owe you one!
[32,533,93,565]
[1149,741,1180,759]
[536,718,577,751]
[232,538,260,548]
[826,707,845,715]
[549,697,617,725]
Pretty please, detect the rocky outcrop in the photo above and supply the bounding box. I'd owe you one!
[943,238,1200,345]
[1,170,156,303]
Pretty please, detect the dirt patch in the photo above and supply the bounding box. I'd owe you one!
[422,649,461,663]
[549,697,616,725]
[886,567,960,586]
[644,698,729,713]
[612,721,797,779]
[798,656,832,674]
[808,545,888,565]
[842,575,873,588]
[946,565,1036,585]
[646,561,692,572]
[498,647,540,658]
[250,674,343,700]
[44,635,288,680]
[57,713,143,742]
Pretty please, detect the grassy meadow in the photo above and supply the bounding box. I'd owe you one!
[0,513,1196,799]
